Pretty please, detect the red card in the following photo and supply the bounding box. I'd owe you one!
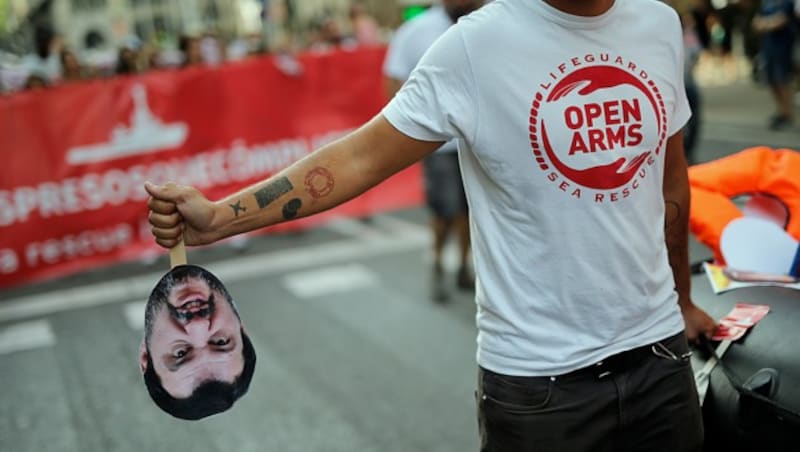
[711,323,749,341]
[711,303,770,341]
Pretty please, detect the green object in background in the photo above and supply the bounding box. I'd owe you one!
[403,5,428,22]
[0,0,6,35]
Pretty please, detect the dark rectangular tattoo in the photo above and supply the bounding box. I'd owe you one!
[254,177,293,209]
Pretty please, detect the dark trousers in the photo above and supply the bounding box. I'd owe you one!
[476,332,703,452]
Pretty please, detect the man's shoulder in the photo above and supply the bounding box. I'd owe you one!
[618,0,678,22]
[451,0,510,44]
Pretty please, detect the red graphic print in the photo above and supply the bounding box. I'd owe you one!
[530,65,667,192]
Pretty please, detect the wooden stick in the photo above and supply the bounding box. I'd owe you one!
[170,239,187,268]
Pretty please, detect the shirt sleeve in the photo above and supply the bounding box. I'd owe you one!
[382,26,477,144]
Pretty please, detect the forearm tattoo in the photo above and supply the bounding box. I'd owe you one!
[282,199,302,220]
[229,200,247,217]
[304,167,335,199]
[664,200,682,227]
[254,177,293,209]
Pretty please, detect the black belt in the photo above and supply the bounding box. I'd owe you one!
[560,334,679,381]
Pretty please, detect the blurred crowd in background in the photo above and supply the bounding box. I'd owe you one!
[1,0,799,108]
[0,0,404,92]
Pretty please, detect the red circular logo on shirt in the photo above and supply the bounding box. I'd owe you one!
[530,62,667,198]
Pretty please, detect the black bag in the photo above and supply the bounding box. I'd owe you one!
[701,331,800,451]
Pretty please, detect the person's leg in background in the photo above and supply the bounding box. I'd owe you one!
[423,153,455,302]
[445,151,473,291]
[454,213,473,290]
[768,81,795,128]
[422,151,473,301]
[430,214,451,301]
[763,39,795,129]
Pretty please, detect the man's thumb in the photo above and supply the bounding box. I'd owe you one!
[144,181,183,202]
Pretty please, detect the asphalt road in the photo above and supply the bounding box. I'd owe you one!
[1,79,798,452]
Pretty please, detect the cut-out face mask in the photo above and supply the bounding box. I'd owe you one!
[140,264,256,420]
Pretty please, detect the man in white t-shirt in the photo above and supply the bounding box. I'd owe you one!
[145,0,717,450]
[383,1,483,301]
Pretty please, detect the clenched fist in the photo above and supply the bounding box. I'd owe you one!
[145,182,219,248]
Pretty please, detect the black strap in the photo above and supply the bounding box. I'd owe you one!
[700,338,800,423]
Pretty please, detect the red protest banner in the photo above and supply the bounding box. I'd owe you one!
[0,47,423,289]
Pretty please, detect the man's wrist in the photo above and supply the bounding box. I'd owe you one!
[677,294,694,310]
[208,201,231,242]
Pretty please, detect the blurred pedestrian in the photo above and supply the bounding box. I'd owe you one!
[138,42,162,72]
[60,48,87,82]
[179,35,204,67]
[309,16,350,50]
[116,46,139,75]
[21,27,62,84]
[23,74,48,91]
[349,2,381,45]
[680,10,704,161]
[200,33,226,66]
[383,0,483,301]
[712,2,737,58]
[752,0,796,129]
[739,0,763,73]
[690,0,712,50]
[145,0,717,449]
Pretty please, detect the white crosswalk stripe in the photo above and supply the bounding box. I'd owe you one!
[124,301,146,331]
[0,217,429,323]
[283,263,380,299]
[0,320,56,356]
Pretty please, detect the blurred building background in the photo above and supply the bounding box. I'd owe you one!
[0,0,436,89]
[1,0,421,55]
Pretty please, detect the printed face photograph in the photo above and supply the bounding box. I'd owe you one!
[139,265,256,420]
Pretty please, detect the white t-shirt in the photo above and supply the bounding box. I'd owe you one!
[383,6,458,153]
[383,0,690,376]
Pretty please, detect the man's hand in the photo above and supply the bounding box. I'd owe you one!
[145,182,219,248]
[681,301,718,342]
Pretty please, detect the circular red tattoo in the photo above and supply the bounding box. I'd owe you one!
[304,167,335,199]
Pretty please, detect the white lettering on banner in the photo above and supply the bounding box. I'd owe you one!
[24,223,133,267]
[0,249,19,274]
[2,219,157,276]
[0,131,353,227]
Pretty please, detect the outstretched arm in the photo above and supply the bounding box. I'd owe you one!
[662,131,717,341]
[146,114,442,248]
